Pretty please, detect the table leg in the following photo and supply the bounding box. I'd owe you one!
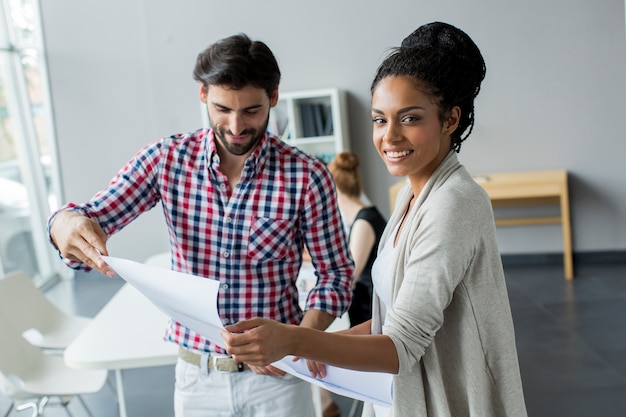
[561,178,574,280]
[115,369,127,417]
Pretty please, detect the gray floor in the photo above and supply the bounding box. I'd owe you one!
[2,259,626,416]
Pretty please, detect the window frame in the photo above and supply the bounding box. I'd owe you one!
[0,0,69,286]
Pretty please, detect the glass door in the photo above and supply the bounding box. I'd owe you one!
[0,0,66,286]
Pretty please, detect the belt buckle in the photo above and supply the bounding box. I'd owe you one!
[210,356,245,373]
[211,356,228,373]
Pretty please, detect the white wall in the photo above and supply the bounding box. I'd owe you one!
[41,0,626,261]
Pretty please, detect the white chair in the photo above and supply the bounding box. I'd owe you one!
[0,271,92,351]
[0,316,107,417]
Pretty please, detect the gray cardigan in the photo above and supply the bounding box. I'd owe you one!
[372,152,527,417]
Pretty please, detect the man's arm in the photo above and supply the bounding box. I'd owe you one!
[299,308,335,331]
[47,140,164,276]
[49,210,115,277]
[301,163,354,319]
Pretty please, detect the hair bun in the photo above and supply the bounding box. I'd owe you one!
[328,150,362,198]
[401,21,457,50]
[401,21,485,84]
[334,150,359,171]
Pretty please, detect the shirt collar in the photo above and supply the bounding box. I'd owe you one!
[206,129,269,177]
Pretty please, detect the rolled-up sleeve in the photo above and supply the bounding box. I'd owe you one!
[46,141,163,270]
[301,161,353,317]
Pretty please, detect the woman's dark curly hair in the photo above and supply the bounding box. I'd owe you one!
[371,22,486,152]
[193,33,281,98]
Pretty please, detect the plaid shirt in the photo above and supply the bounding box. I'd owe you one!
[50,128,353,353]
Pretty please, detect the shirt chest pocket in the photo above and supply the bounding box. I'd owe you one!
[247,217,295,260]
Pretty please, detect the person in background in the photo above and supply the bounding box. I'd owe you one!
[328,150,386,327]
[220,22,528,417]
[320,150,387,417]
[47,33,353,417]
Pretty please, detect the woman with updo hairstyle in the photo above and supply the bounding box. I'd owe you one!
[371,21,486,154]
[221,22,528,417]
[328,151,362,202]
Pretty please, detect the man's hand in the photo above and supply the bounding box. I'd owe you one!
[247,364,286,377]
[50,210,115,277]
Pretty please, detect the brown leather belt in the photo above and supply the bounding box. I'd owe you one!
[178,347,249,373]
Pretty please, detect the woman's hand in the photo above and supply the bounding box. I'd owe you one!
[220,318,296,366]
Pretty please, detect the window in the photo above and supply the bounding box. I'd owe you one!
[0,0,66,286]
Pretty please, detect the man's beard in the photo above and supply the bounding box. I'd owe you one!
[210,114,270,156]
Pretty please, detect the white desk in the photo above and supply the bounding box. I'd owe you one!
[64,283,178,417]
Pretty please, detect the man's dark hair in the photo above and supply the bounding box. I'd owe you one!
[193,33,281,98]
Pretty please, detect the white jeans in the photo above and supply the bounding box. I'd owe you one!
[174,357,316,416]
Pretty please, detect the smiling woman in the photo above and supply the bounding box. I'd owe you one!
[219,22,527,417]
[371,75,460,193]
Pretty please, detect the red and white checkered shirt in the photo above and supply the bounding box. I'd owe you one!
[50,128,353,353]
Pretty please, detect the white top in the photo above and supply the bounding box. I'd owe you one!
[371,220,400,312]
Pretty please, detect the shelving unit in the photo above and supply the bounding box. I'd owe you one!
[269,88,349,163]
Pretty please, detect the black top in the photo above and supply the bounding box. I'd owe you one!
[348,206,387,326]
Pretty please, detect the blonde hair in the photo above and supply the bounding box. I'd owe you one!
[327,150,362,198]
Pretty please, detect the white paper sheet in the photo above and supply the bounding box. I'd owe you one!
[102,256,225,348]
[273,356,393,406]
[102,255,393,406]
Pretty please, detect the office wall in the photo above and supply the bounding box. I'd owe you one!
[40,0,626,263]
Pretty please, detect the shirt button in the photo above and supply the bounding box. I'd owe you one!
[222,318,229,325]
[221,283,229,290]
[225,217,232,224]
[223,251,229,258]
[220,183,226,191]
